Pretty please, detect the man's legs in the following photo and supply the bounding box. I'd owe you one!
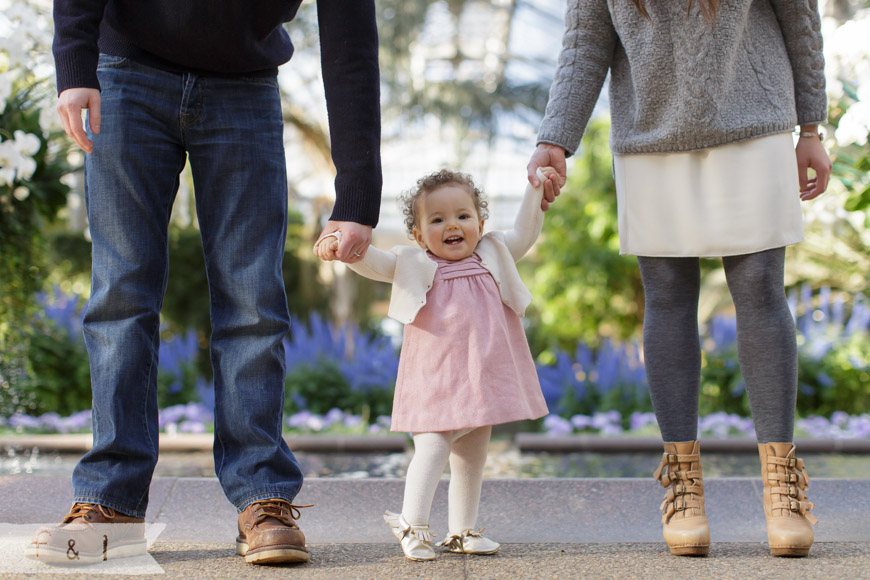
[28,56,186,564]
[183,74,304,507]
[74,56,188,517]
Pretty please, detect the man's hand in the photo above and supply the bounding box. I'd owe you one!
[314,220,372,263]
[57,88,101,154]
[527,144,567,211]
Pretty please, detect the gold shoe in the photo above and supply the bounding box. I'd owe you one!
[758,442,818,557]
[437,528,499,555]
[653,440,710,556]
[384,510,436,561]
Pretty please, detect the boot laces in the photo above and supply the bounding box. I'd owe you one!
[250,499,313,528]
[62,503,116,526]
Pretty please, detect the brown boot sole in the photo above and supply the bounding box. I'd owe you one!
[771,546,810,557]
[669,544,710,557]
[236,542,309,564]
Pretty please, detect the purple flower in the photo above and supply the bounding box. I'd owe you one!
[543,414,573,436]
[629,412,658,432]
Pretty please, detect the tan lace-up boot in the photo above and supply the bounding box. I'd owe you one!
[236,499,311,564]
[653,440,710,556]
[25,503,146,564]
[758,442,818,557]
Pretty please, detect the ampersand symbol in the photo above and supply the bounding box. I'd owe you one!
[66,538,80,560]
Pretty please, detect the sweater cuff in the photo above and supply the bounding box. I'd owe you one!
[537,124,580,157]
[537,136,578,158]
[54,50,101,94]
[328,180,382,228]
[796,111,828,127]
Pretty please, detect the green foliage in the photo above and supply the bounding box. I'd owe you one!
[9,318,91,417]
[797,333,870,416]
[284,360,393,418]
[698,347,752,417]
[0,81,74,411]
[528,117,643,352]
[695,337,870,419]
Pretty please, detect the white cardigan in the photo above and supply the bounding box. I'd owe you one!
[349,178,545,324]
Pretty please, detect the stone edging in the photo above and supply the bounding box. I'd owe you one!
[0,433,408,453]
[3,433,869,454]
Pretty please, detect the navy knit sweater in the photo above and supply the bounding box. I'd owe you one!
[53,0,382,226]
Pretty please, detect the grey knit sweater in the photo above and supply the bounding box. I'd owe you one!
[537,0,827,155]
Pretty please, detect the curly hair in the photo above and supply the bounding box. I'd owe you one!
[399,169,489,238]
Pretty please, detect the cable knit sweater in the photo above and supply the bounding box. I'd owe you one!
[537,0,827,155]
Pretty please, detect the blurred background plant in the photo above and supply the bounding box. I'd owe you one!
[0,0,73,415]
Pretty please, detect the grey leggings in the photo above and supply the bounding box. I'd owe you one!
[637,248,798,443]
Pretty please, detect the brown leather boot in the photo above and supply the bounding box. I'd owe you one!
[653,440,710,556]
[25,503,146,564]
[758,442,818,557]
[236,499,311,564]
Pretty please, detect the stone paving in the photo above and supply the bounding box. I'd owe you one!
[1,476,868,578]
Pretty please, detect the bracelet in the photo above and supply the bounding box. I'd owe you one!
[796,130,824,140]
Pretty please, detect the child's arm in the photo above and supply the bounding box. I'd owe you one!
[314,232,397,283]
[502,166,561,261]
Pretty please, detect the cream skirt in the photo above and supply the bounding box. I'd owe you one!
[613,132,804,257]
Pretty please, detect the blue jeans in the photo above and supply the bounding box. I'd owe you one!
[73,55,303,518]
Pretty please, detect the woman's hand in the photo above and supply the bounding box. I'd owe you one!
[527,144,567,211]
[795,127,832,201]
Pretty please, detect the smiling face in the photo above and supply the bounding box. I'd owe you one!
[412,183,485,261]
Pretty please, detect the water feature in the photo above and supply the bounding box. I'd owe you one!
[3,440,870,478]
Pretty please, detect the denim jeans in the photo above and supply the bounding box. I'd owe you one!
[73,55,303,518]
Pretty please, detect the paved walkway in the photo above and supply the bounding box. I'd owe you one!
[1,476,868,578]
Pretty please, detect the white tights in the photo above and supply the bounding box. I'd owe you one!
[401,426,492,535]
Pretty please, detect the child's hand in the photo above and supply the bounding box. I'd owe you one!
[535,166,566,211]
[313,232,341,261]
[528,144,567,210]
[537,166,566,187]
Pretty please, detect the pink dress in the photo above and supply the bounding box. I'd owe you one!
[390,253,548,433]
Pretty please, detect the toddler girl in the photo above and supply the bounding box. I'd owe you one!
[315,167,559,560]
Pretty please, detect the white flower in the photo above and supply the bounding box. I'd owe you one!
[0,132,40,186]
[0,73,12,115]
[0,141,18,187]
[835,101,870,147]
[12,186,29,201]
[13,130,41,156]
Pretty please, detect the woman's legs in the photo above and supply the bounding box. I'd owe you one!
[724,248,816,555]
[447,426,491,534]
[722,247,797,443]
[637,256,702,441]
